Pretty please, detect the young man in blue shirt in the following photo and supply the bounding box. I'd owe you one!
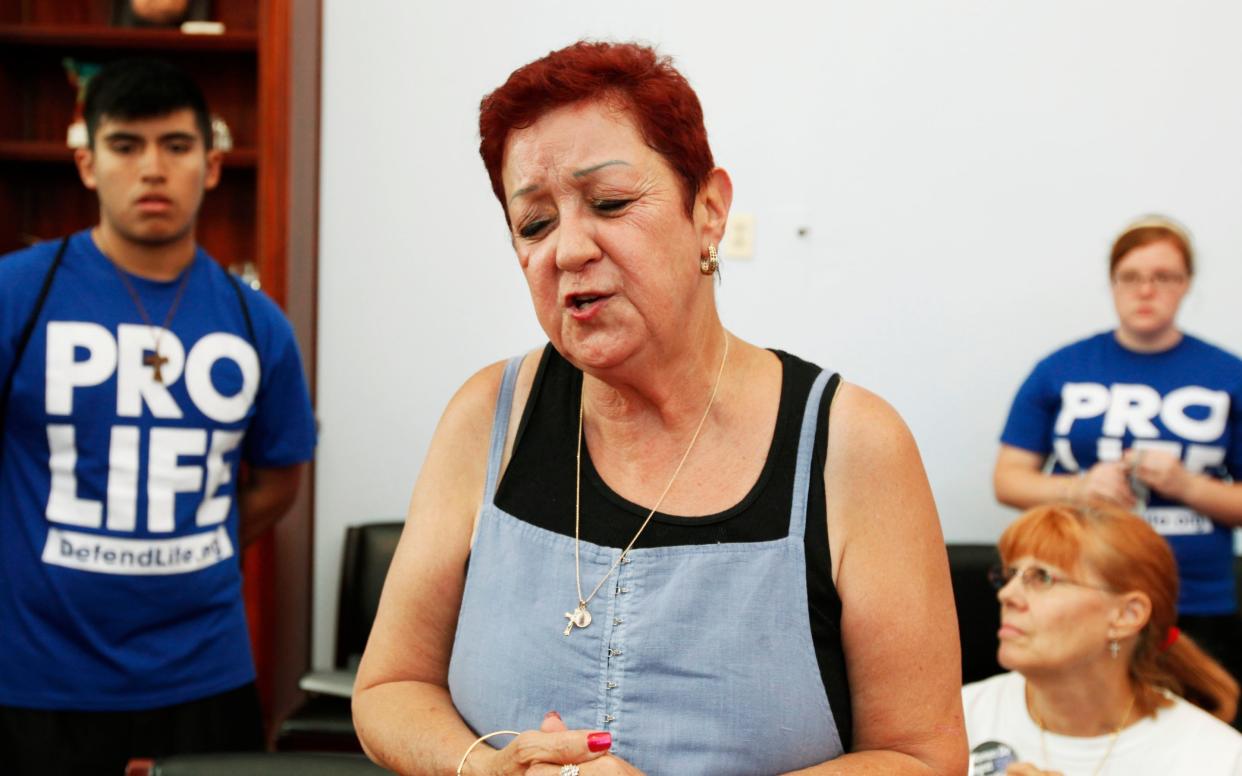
[0,58,317,772]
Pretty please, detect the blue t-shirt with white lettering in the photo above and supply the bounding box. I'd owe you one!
[1001,331,1242,615]
[0,230,316,710]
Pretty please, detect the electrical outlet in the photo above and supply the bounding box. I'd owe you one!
[722,212,755,259]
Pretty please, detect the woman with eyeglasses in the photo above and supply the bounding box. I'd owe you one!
[964,503,1242,775]
[992,216,1242,720]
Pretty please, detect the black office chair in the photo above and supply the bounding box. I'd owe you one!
[1236,555,1242,618]
[126,752,387,775]
[946,543,1004,684]
[275,521,404,752]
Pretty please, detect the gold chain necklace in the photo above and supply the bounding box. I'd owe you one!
[102,236,192,385]
[1032,690,1135,776]
[562,332,730,636]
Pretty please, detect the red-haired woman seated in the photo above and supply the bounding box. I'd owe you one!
[352,40,966,775]
[965,503,1242,775]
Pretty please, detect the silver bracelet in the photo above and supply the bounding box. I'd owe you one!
[456,729,520,775]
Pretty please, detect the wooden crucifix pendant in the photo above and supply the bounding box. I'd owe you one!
[144,350,170,384]
[562,603,592,636]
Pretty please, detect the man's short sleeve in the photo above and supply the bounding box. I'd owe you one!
[0,242,58,387]
[242,304,316,468]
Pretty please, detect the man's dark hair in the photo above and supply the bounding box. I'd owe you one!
[84,58,213,149]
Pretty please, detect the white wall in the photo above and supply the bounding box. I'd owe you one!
[315,0,1242,666]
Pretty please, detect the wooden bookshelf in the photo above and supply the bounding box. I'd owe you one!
[0,3,264,262]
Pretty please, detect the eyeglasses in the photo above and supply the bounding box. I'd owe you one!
[986,564,1114,593]
[1112,270,1187,289]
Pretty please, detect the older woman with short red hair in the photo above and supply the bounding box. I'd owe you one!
[353,41,965,775]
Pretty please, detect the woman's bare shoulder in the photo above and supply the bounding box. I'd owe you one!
[823,379,938,575]
[435,348,543,445]
[827,380,920,467]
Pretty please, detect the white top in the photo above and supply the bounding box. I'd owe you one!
[963,672,1242,776]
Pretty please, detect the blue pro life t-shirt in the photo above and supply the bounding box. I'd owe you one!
[0,230,316,710]
[1000,331,1242,615]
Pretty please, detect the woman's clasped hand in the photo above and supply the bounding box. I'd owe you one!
[460,714,635,775]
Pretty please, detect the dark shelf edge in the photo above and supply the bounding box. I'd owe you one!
[0,24,258,52]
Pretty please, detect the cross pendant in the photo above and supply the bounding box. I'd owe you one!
[144,350,170,384]
[562,603,592,636]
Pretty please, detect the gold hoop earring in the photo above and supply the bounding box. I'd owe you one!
[700,245,719,276]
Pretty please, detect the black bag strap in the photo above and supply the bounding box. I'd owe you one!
[0,236,70,449]
[225,269,257,342]
[222,264,261,387]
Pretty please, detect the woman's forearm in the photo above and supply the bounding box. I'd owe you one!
[994,464,1077,509]
[353,681,482,775]
[1179,475,1242,527]
[784,746,962,775]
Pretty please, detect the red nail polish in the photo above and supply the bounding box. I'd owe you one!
[544,710,561,720]
[587,732,611,752]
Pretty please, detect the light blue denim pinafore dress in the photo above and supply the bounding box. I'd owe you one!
[447,357,845,775]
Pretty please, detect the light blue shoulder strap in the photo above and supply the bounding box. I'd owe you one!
[789,368,836,538]
[482,355,525,501]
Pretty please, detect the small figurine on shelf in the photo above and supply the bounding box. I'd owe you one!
[229,261,261,291]
[211,115,233,152]
[111,0,211,28]
[62,58,102,149]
